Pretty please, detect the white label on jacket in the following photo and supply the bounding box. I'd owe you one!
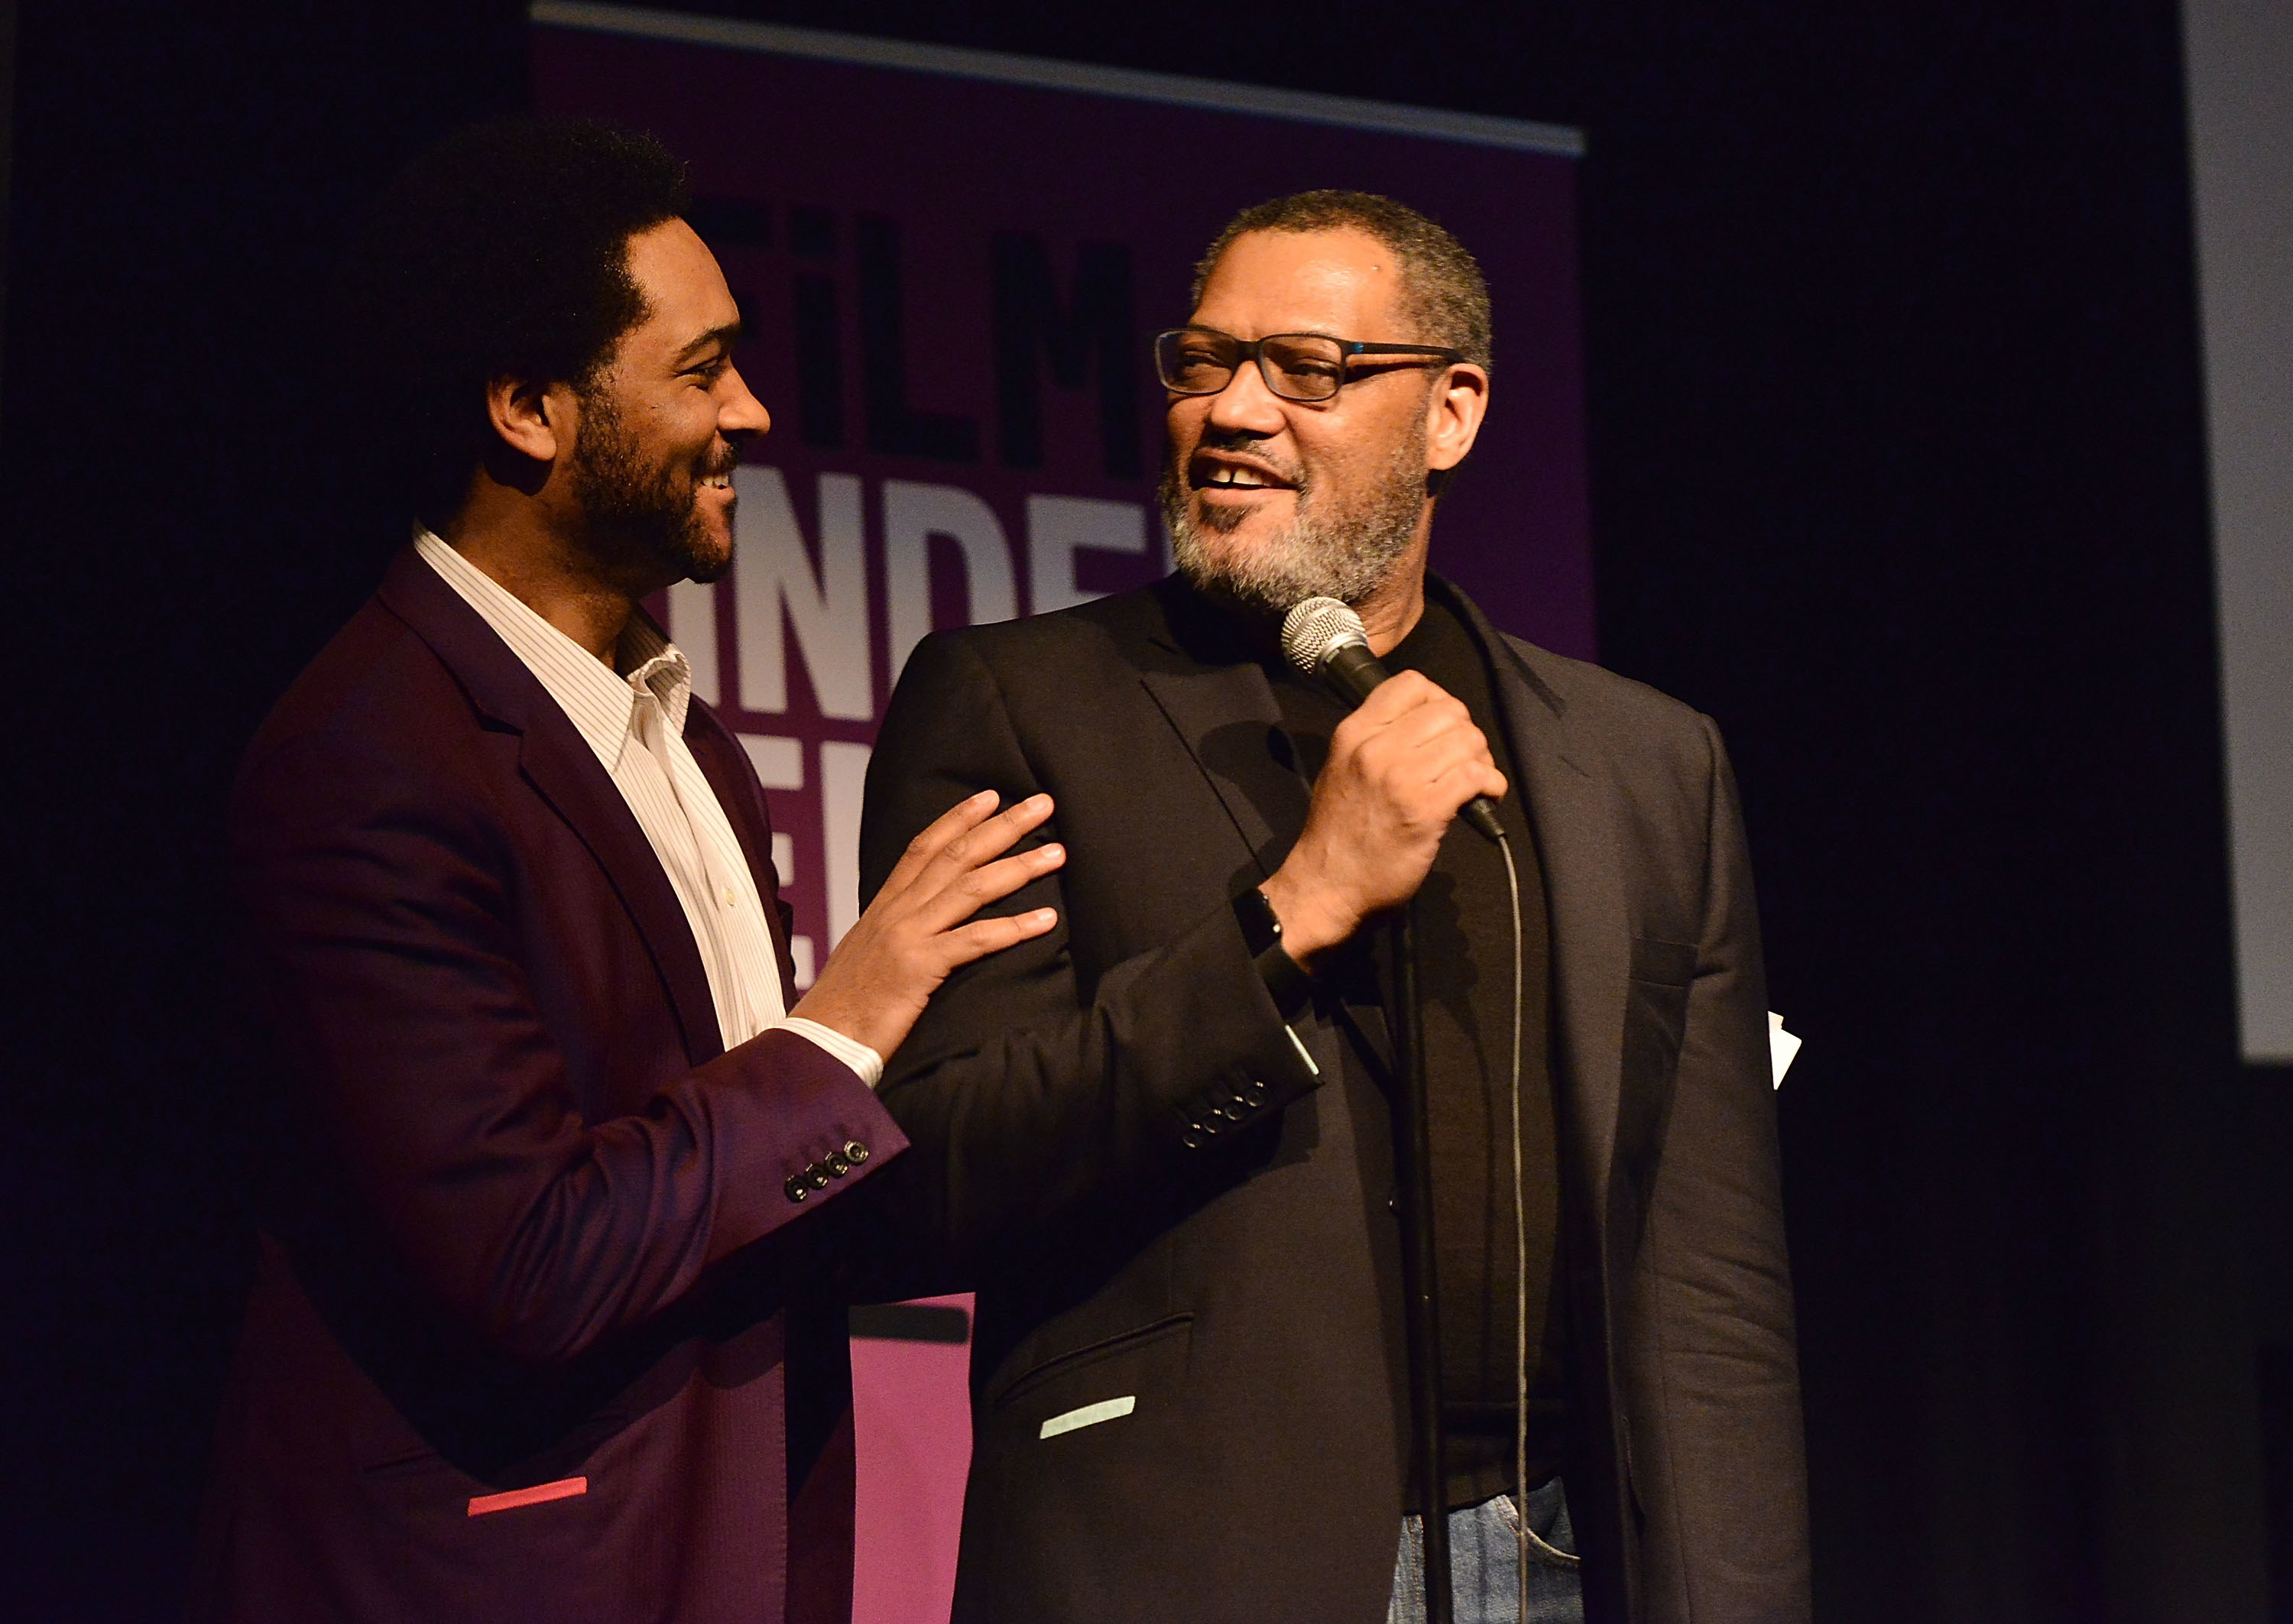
[1039,1395,1137,1440]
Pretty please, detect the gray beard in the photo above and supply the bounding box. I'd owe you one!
[1161,424,1428,618]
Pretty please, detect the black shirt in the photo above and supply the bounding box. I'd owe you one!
[1267,595,1567,1509]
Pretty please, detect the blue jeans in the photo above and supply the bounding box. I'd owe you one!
[1388,1476,1584,1624]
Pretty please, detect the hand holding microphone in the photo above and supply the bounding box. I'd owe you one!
[1257,598,1510,966]
[1282,599,1507,844]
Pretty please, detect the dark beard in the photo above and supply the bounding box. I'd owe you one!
[1160,420,1428,618]
[568,385,733,588]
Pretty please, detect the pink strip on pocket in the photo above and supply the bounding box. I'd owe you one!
[466,1477,589,1517]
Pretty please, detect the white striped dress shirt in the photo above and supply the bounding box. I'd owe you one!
[416,530,881,1086]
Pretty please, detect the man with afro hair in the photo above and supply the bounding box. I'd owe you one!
[190,118,1062,1623]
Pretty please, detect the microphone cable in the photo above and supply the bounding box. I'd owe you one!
[1498,828,1529,1624]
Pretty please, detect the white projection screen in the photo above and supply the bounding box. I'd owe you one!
[2185,0,2293,1064]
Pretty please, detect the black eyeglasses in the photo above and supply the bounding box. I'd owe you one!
[1153,327,1468,404]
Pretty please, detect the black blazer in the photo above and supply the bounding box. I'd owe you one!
[859,573,1809,1624]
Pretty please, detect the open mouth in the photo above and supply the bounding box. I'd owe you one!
[1192,455,1296,494]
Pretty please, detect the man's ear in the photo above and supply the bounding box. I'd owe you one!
[484,375,572,465]
[1425,362,1490,475]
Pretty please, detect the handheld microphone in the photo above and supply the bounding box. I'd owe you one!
[1279,597,1506,844]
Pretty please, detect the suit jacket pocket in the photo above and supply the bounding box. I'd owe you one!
[358,1442,462,1483]
[1628,935,1698,990]
[1624,937,1695,1083]
[1615,939,1696,1238]
[988,1314,1193,1440]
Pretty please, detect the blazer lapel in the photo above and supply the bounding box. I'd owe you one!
[1134,578,1393,1075]
[1437,579,1628,1222]
[1133,582,1312,880]
[1137,660,1305,880]
[376,548,726,1065]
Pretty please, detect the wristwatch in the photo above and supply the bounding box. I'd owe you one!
[1232,886,1315,1016]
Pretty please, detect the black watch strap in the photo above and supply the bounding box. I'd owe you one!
[1232,887,1315,1017]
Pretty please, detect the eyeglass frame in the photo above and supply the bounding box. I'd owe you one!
[1153,326,1470,404]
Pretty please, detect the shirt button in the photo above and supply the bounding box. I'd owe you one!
[720,885,738,908]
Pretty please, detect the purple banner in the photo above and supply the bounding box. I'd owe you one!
[534,11,1586,1617]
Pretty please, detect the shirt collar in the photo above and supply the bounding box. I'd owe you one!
[414,528,693,773]
[624,631,694,739]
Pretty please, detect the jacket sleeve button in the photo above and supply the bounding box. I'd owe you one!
[843,1139,871,1165]
[825,1151,852,1177]
[785,1175,811,1204]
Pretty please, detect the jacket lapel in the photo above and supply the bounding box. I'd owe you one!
[1133,582,1312,881]
[1137,661,1305,880]
[376,547,726,1065]
[1436,579,1627,1221]
[1134,579,1391,1073]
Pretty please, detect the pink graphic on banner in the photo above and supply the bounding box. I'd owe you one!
[849,1295,975,1622]
[537,17,1586,1620]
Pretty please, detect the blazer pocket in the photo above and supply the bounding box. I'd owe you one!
[1624,937,1695,1078]
[358,1443,460,1483]
[1616,940,1696,1230]
[989,1314,1193,1437]
[1628,935,1698,989]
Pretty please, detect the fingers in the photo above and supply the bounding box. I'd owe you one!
[866,789,1064,942]
[906,841,1067,935]
[1428,754,1510,814]
[882,787,1000,893]
[919,793,1052,877]
[936,905,1061,970]
[1347,689,1494,791]
[802,792,1060,1054]
[929,793,1056,875]
[1338,673,1477,757]
[1322,671,1509,833]
[884,790,1053,897]
[1349,667,1445,724]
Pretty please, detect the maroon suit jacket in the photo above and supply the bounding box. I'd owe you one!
[189,548,905,1623]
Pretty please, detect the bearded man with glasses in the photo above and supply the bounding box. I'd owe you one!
[860,190,1809,1624]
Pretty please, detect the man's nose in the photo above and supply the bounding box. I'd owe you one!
[718,363,771,439]
[1202,357,1287,437]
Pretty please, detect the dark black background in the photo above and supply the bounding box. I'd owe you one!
[4,1,2284,1619]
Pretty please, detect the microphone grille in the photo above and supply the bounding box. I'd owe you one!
[1279,597,1369,676]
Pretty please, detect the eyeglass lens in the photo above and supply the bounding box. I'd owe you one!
[1156,332,1350,402]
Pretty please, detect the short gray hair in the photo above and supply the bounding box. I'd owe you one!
[1190,190,1492,371]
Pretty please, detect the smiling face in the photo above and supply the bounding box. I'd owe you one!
[1160,226,1485,620]
[562,217,768,590]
